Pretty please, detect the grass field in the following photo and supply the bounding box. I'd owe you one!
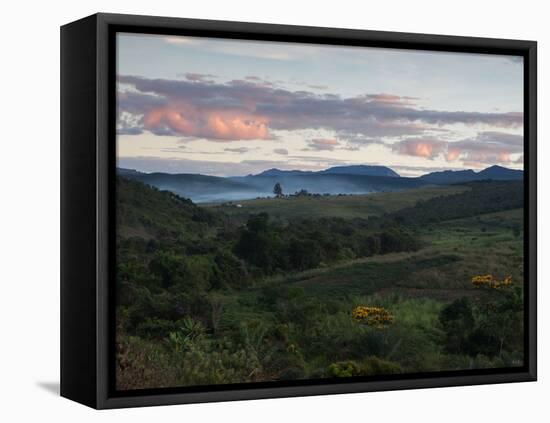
[205,185,469,222]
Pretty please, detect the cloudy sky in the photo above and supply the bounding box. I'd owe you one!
[116,32,524,177]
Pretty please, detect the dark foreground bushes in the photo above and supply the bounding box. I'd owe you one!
[439,286,524,360]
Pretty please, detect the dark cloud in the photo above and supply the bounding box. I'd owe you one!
[181,73,217,83]
[308,84,329,90]
[117,127,143,135]
[117,75,523,142]
[273,148,289,155]
[150,127,177,136]
[224,147,250,153]
[303,138,340,151]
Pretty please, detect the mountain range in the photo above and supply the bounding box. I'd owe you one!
[419,165,523,184]
[118,164,523,203]
[255,165,400,178]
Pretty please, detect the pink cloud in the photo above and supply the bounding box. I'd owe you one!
[364,93,418,106]
[445,132,523,165]
[142,104,270,141]
[392,137,447,159]
[391,132,523,167]
[445,147,461,162]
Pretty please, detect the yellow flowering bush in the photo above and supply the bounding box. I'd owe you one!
[471,274,513,289]
[352,306,394,328]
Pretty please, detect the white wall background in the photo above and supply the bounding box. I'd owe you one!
[1,0,546,421]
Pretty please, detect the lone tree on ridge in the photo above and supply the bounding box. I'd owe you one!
[273,182,283,198]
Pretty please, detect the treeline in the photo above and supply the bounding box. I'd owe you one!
[234,213,421,275]
[384,180,523,226]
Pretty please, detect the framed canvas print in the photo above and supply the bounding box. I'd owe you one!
[60,13,537,409]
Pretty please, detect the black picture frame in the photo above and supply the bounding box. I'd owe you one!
[61,12,537,409]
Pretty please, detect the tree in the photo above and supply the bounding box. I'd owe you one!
[379,228,420,254]
[288,238,321,270]
[439,297,475,354]
[234,213,285,272]
[273,182,283,197]
[148,250,186,288]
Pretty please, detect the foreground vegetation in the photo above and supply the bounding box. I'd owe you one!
[116,178,524,390]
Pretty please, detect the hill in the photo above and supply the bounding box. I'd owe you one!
[420,165,523,184]
[255,168,313,177]
[119,171,262,203]
[255,165,399,178]
[320,164,400,177]
[117,167,145,177]
[385,180,524,225]
[477,165,524,180]
[116,176,217,239]
[419,169,478,184]
[207,185,468,222]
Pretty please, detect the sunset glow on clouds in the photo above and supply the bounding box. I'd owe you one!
[392,137,447,159]
[390,132,524,167]
[116,33,524,176]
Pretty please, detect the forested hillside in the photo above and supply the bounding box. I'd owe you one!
[117,177,217,239]
[385,180,523,225]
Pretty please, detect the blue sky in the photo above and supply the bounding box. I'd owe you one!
[116,32,524,176]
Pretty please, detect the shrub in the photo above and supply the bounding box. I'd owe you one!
[352,306,394,328]
[328,361,362,378]
[439,297,475,354]
[327,357,401,377]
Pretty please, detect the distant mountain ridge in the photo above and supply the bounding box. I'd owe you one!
[118,168,145,177]
[420,165,523,184]
[254,165,399,178]
[320,165,400,178]
[477,165,524,180]
[255,168,313,177]
[117,164,523,203]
